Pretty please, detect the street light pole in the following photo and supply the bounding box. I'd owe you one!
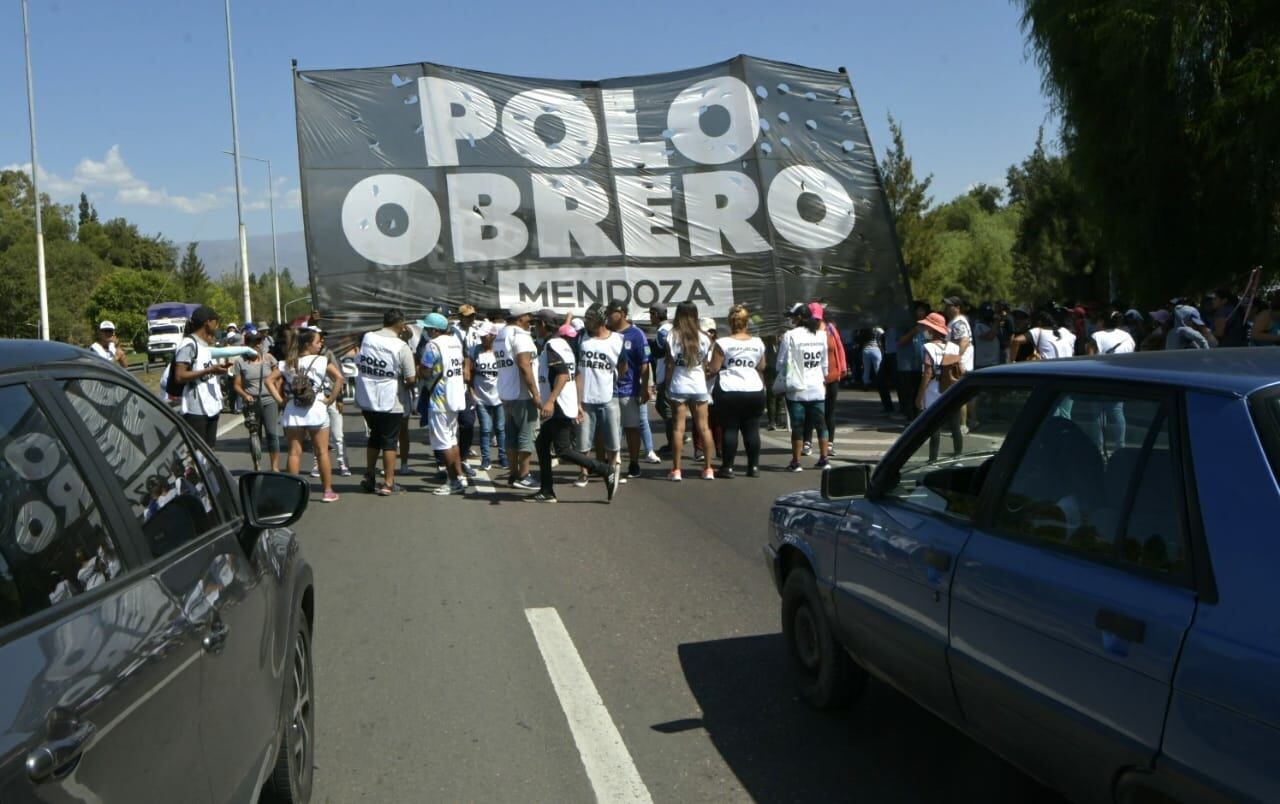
[283,295,310,321]
[21,0,49,341]
[223,0,252,325]
[221,151,281,323]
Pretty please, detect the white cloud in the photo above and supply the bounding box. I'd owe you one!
[0,161,78,196]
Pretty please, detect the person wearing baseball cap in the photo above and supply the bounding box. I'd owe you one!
[605,300,654,480]
[526,308,620,503]
[90,321,129,368]
[496,302,541,488]
[464,319,508,472]
[420,312,470,495]
[1166,304,1214,350]
[172,306,228,446]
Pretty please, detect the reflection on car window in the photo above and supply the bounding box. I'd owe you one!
[0,384,124,629]
[995,392,1184,573]
[63,379,228,558]
[883,387,1032,519]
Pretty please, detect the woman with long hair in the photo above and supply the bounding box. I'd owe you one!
[777,303,830,471]
[1012,310,1078,360]
[664,302,715,481]
[279,329,345,502]
[232,330,284,471]
[708,304,766,478]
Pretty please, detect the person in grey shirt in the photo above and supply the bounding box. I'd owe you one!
[1166,305,1214,350]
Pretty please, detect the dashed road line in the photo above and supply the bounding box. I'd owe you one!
[524,607,652,804]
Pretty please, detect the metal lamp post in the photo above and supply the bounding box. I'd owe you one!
[222,151,281,323]
[21,0,49,340]
[223,0,252,324]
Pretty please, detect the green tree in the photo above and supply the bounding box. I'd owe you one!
[1018,0,1280,299]
[879,115,937,298]
[178,242,208,299]
[0,239,106,343]
[79,216,176,272]
[920,194,1021,304]
[85,267,170,345]
[77,192,98,226]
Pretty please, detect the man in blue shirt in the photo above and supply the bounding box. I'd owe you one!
[606,300,651,480]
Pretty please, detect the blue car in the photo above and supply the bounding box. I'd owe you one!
[766,349,1280,803]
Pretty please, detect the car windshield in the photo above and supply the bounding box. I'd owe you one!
[150,324,181,335]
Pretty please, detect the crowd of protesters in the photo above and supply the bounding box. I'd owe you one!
[85,285,1275,504]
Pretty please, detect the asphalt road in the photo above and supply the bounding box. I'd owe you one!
[216,391,1059,803]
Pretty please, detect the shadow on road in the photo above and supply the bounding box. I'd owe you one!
[670,634,1062,803]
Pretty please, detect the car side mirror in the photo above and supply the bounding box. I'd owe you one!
[239,472,310,529]
[822,463,873,500]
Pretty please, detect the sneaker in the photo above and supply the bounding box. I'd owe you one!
[766,423,777,432]
[480,460,493,472]
[801,442,812,456]
[716,467,735,479]
[338,464,352,477]
[573,475,589,488]
[525,492,557,503]
[309,467,320,478]
[433,480,465,496]
[514,475,539,490]
[747,466,760,478]
[702,468,715,480]
[960,425,971,436]
[788,460,803,473]
[462,463,477,479]
[321,491,340,503]
[694,451,705,462]
[668,469,683,482]
[827,444,837,457]
[399,465,414,476]
[815,457,831,470]
[605,469,620,502]
[627,462,641,479]
[360,474,376,493]
[643,450,662,464]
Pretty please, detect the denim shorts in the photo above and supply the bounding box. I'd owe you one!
[577,399,621,452]
[668,392,710,404]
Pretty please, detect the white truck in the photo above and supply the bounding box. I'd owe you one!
[145,302,198,364]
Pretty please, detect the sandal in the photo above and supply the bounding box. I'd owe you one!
[375,486,393,496]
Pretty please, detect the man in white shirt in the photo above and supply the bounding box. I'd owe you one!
[421,313,470,496]
[355,309,416,495]
[496,302,542,489]
[574,304,626,485]
[172,306,228,447]
[89,321,129,368]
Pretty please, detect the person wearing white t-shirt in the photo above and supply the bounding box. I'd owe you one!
[527,309,619,503]
[90,321,129,368]
[172,306,229,447]
[281,329,345,503]
[776,303,830,472]
[420,313,470,496]
[573,304,626,487]
[649,306,675,461]
[1083,311,1136,453]
[354,309,416,496]
[466,320,507,472]
[707,304,766,478]
[496,303,542,489]
[916,312,964,463]
[1014,311,1078,360]
[664,302,716,481]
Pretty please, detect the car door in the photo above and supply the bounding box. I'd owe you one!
[949,385,1198,802]
[0,379,212,803]
[832,382,1034,723]
[56,375,279,802]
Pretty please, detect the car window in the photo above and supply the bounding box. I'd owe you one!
[62,378,234,558]
[0,384,125,630]
[881,387,1033,519]
[993,391,1184,573]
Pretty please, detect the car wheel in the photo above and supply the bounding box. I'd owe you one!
[781,568,865,709]
[265,618,314,803]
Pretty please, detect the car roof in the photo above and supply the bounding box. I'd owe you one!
[0,339,105,374]
[980,347,1280,397]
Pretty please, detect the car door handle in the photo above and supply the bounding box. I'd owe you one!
[202,617,230,654]
[922,548,952,573]
[26,720,95,782]
[1095,609,1146,644]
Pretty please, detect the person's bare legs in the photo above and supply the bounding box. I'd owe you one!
[670,402,687,473]
[312,427,333,493]
[286,429,306,475]
[692,402,713,472]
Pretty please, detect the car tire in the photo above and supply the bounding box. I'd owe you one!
[264,617,314,803]
[781,568,865,709]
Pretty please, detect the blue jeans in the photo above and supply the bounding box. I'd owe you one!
[476,403,508,466]
[638,399,654,453]
[862,345,883,386]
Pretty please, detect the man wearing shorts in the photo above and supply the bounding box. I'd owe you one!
[420,312,469,496]
[573,304,625,486]
[354,309,416,495]
[496,302,541,489]
[606,300,651,480]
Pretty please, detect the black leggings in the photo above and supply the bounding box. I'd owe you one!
[714,389,765,470]
[929,411,964,462]
[535,413,610,496]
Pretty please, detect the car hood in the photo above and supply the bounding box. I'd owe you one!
[773,489,851,515]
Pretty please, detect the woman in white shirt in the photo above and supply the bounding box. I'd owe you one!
[776,303,829,472]
[916,312,964,463]
[279,329,345,502]
[708,304,766,478]
[664,302,715,481]
[1014,311,1078,360]
[1084,311,1136,453]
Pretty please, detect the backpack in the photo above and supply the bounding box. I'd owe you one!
[162,337,196,398]
[935,348,964,392]
[290,356,320,407]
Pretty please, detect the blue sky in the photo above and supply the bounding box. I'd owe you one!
[1,0,1053,246]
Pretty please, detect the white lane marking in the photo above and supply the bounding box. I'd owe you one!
[524,607,652,803]
[470,466,493,495]
[217,416,242,438]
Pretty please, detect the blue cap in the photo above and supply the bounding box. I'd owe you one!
[242,323,258,335]
[419,312,449,331]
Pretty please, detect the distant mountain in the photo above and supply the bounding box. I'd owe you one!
[185,230,308,280]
